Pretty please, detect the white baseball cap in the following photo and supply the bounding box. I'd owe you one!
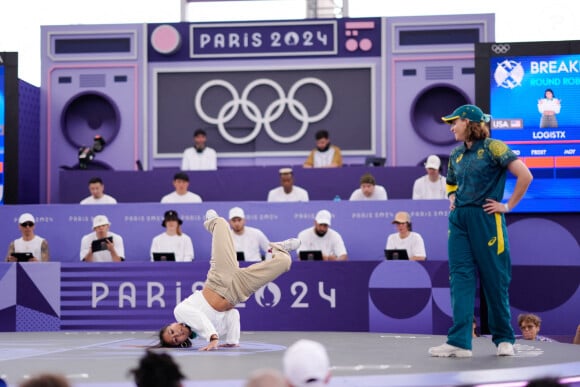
[283,339,330,387]
[228,207,245,220]
[315,210,332,225]
[424,155,441,170]
[18,213,35,224]
[92,215,110,229]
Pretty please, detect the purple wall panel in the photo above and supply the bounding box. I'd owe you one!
[0,264,17,331]
[1,260,578,335]
[18,80,40,204]
[0,263,60,332]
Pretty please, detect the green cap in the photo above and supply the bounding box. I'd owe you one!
[442,104,491,123]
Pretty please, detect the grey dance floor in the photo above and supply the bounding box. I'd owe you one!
[1,331,580,387]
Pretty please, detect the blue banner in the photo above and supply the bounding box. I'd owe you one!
[191,20,338,58]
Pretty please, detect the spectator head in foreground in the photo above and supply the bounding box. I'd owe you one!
[283,339,331,387]
[130,350,185,387]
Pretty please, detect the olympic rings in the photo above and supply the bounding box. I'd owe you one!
[194,78,333,144]
[491,44,511,55]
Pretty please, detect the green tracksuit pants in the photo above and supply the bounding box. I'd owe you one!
[446,206,515,350]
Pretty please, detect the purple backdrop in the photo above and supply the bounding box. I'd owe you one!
[1,261,578,337]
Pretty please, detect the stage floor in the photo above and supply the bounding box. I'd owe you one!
[1,331,579,387]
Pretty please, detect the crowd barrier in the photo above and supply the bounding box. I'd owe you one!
[2,261,578,337]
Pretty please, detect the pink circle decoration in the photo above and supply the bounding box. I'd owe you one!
[151,24,181,55]
[359,38,372,52]
[345,38,358,52]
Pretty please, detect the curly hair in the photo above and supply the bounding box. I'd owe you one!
[518,313,541,328]
[130,350,185,387]
[465,120,490,142]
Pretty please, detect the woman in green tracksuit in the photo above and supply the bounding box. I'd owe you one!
[429,104,533,358]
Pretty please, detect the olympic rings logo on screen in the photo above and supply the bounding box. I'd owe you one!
[194,78,333,144]
[491,44,511,55]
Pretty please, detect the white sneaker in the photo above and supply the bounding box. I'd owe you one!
[270,238,301,252]
[203,209,219,231]
[205,209,218,221]
[497,342,515,356]
[428,343,472,358]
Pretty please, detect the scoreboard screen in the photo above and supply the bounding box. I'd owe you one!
[476,42,580,213]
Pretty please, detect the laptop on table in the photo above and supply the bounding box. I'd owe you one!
[153,252,176,262]
[365,157,386,167]
[299,250,323,261]
[384,249,409,260]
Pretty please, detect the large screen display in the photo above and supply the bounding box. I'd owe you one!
[475,41,580,213]
[0,52,18,205]
[0,62,5,204]
[154,67,373,157]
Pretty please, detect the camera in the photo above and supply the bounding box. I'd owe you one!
[78,135,106,169]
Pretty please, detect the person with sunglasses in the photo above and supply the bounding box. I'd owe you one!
[5,213,50,262]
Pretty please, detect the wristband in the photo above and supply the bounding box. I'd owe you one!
[504,203,510,212]
[210,335,218,341]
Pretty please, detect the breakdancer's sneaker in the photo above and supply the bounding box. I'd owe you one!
[270,238,301,252]
[203,209,219,231]
[428,343,472,358]
[497,342,515,356]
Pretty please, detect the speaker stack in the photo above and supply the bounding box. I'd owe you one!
[40,25,145,202]
[385,14,495,167]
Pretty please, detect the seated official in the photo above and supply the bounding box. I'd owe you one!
[267,167,309,202]
[5,213,50,262]
[80,176,118,204]
[161,172,203,203]
[303,130,343,168]
[180,128,217,171]
[297,210,348,261]
[385,211,426,261]
[228,206,271,262]
[412,155,446,200]
[80,215,125,262]
[150,210,194,262]
[349,172,388,201]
